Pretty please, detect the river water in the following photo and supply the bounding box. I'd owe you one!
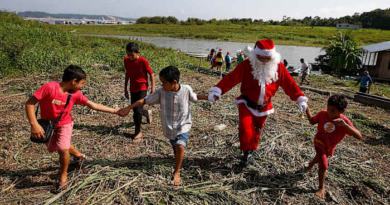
[76,34,325,68]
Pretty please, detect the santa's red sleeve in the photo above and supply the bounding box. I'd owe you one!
[214,61,245,95]
[278,62,305,101]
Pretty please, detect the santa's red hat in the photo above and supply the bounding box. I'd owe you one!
[253,39,275,56]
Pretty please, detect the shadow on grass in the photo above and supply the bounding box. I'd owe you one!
[2,155,310,194]
[364,131,390,147]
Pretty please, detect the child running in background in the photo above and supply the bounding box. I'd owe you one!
[119,66,208,185]
[124,42,155,142]
[26,65,120,190]
[304,94,362,198]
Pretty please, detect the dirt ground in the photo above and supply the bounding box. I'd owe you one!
[0,68,389,204]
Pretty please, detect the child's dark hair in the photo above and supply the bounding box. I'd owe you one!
[126,42,140,53]
[217,52,222,58]
[159,66,180,83]
[328,94,348,111]
[62,65,86,82]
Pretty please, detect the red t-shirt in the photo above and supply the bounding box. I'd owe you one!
[312,110,356,156]
[33,82,89,127]
[124,56,153,92]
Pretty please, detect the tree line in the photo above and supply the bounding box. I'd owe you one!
[136,8,390,30]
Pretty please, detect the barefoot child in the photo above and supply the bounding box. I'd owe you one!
[124,42,155,142]
[305,94,362,198]
[120,66,208,185]
[26,65,120,190]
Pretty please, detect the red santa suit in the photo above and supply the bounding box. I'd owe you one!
[209,39,308,151]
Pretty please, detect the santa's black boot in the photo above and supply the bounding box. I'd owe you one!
[239,150,254,168]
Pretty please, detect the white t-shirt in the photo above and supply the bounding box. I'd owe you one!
[301,61,310,74]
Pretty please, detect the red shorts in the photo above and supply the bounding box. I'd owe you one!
[46,122,74,153]
[315,145,329,170]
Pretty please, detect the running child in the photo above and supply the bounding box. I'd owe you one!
[26,65,120,190]
[119,66,208,185]
[305,94,362,198]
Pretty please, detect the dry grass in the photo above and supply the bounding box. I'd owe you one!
[0,67,389,204]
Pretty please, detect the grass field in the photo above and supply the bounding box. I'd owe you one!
[54,24,390,47]
[0,11,210,78]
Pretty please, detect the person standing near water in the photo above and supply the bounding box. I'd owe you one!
[225,52,232,72]
[300,58,310,86]
[355,70,373,94]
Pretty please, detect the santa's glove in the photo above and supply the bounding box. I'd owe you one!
[208,87,222,102]
[297,96,308,112]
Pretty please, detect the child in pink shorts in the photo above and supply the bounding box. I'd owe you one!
[26,65,120,190]
[304,94,362,198]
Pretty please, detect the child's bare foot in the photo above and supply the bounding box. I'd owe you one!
[133,132,142,143]
[316,188,326,198]
[76,154,86,169]
[172,172,181,186]
[57,179,70,191]
[147,110,152,124]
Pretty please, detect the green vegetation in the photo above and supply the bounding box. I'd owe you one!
[320,31,362,76]
[0,11,209,77]
[135,8,390,30]
[54,23,390,47]
[300,74,390,98]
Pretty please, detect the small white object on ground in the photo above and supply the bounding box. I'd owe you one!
[214,124,227,131]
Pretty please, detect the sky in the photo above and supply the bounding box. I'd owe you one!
[1,0,389,21]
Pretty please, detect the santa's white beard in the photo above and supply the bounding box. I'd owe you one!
[249,51,281,85]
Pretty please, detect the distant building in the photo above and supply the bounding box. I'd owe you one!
[336,23,360,30]
[361,41,390,79]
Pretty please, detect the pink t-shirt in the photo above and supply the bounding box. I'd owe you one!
[312,110,356,156]
[33,82,89,127]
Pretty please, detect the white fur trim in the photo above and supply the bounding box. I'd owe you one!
[297,96,308,103]
[209,86,222,95]
[253,47,275,57]
[258,81,266,104]
[234,99,274,117]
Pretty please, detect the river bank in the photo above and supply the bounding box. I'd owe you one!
[54,24,390,47]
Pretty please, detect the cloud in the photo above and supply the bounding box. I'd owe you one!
[317,3,379,18]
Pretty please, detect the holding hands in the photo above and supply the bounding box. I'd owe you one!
[117,107,131,117]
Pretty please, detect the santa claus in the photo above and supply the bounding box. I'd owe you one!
[208,39,308,168]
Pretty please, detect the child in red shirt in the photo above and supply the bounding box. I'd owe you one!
[305,94,362,198]
[26,65,120,190]
[124,42,155,142]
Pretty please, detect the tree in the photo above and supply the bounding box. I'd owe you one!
[321,31,362,77]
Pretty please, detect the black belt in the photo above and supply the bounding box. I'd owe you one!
[241,95,271,111]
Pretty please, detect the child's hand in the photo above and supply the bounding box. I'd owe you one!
[113,108,121,115]
[333,118,348,127]
[31,123,45,139]
[119,107,131,117]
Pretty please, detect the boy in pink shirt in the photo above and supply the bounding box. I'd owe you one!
[305,94,362,198]
[26,65,120,190]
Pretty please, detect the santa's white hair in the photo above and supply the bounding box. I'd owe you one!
[248,48,281,86]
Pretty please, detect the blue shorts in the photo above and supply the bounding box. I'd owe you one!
[170,132,189,148]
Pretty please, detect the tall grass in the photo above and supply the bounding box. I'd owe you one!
[0,11,208,77]
[54,24,390,47]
